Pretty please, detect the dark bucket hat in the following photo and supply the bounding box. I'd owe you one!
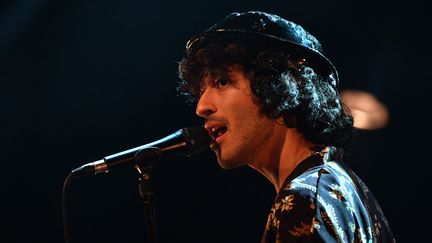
[186,11,339,86]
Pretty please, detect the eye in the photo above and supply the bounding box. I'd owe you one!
[215,78,229,88]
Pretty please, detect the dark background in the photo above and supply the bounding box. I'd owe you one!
[1,0,430,242]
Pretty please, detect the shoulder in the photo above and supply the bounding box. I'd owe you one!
[263,162,371,242]
[287,161,364,207]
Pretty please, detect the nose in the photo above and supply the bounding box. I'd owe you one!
[195,88,216,118]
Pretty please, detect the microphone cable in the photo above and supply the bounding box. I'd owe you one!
[62,173,73,243]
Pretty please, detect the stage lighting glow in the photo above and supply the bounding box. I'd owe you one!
[340,90,389,130]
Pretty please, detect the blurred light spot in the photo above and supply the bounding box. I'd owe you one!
[340,90,389,130]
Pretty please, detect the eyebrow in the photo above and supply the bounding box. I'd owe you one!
[208,68,226,79]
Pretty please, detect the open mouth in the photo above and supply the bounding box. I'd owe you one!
[209,126,227,141]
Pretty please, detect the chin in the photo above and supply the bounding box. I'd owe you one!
[216,154,245,170]
[212,145,247,169]
[217,160,240,170]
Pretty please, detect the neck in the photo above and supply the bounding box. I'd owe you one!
[249,127,314,193]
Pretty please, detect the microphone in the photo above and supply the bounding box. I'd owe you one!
[70,126,212,178]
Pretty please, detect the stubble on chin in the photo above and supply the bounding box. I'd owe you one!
[214,139,253,170]
[211,143,241,170]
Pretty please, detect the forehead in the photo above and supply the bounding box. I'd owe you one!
[203,64,245,81]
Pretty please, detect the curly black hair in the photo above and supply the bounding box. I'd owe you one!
[177,42,353,149]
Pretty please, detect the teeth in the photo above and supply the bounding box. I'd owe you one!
[211,128,217,132]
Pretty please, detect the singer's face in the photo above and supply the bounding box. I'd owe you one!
[196,65,280,169]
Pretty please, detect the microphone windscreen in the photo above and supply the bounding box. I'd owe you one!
[182,126,213,156]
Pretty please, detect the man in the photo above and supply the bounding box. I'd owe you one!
[177,11,395,242]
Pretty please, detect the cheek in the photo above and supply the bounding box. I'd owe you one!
[232,102,262,127]
[221,88,262,123]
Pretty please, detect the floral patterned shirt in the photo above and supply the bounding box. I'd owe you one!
[261,149,395,243]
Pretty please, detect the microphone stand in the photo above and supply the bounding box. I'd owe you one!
[134,163,159,243]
